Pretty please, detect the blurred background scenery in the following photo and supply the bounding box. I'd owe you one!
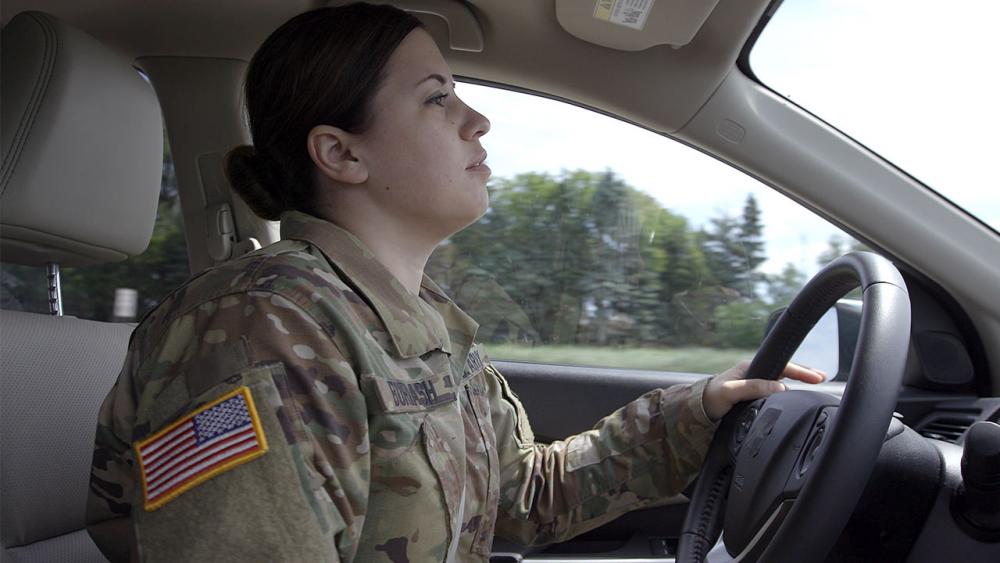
[1,130,863,374]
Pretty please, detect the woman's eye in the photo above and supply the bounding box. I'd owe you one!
[428,93,449,107]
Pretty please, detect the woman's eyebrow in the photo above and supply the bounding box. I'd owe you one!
[416,73,456,89]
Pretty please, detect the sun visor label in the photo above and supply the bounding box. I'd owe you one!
[594,0,656,31]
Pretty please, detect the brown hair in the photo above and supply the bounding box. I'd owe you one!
[226,3,423,220]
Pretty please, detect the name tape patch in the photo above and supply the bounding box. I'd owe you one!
[370,375,458,412]
[135,386,268,511]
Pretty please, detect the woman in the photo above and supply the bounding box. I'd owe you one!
[87,4,823,561]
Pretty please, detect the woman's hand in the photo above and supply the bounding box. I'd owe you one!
[703,361,827,422]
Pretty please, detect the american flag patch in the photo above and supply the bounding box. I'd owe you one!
[135,386,268,511]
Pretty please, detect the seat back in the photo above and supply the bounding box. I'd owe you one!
[0,313,134,563]
[0,10,163,562]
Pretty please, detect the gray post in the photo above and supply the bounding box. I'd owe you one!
[46,263,63,316]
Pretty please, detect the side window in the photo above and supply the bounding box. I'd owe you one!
[428,83,869,376]
[1,131,190,322]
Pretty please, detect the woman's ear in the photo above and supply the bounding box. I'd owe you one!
[307,125,369,185]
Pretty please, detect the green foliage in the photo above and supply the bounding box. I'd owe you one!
[3,157,855,354]
[0,263,49,312]
[711,300,771,348]
[699,194,767,298]
[435,170,790,350]
[767,262,807,309]
[487,343,753,374]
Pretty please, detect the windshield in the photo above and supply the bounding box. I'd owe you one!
[750,0,1000,233]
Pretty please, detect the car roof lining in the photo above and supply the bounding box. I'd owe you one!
[0,0,770,133]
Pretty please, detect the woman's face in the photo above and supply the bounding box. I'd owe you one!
[353,28,491,240]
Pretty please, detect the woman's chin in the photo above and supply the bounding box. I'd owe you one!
[446,200,489,235]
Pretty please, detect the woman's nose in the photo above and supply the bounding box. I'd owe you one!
[462,106,490,140]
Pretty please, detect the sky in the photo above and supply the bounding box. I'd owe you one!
[455,0,999,277]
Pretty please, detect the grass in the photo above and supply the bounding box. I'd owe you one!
[486,344,754,374]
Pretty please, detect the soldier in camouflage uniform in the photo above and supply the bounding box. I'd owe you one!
[87,211,721,562]
[87,5,822,561]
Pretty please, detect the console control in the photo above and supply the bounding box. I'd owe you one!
[955,421,1000,540]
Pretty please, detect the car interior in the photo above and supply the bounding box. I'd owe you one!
[1,1,998,562]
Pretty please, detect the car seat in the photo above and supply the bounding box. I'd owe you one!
[1,11,163,563]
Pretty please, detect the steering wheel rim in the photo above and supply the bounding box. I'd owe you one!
[678,251,911,562]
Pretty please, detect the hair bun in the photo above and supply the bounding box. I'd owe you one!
[225,144,287,220]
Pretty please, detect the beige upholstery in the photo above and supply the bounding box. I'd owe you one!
[0,311,133,563]
[0,11,162,267]
[0,10,164,563]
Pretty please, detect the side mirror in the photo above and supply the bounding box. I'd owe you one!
[764,299,862,381]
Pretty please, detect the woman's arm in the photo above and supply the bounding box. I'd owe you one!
[486,364,717,546]
[87,291,369,562]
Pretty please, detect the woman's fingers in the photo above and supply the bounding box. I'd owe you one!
[722,377,787,403]
[779,362,826,384]
[718,361,825,385]
[704,376,785,421]
[716,360,751,382]
[703,360,827,421]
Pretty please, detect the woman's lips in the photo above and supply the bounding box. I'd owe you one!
[467,151,488,169]
[466,162,491,175]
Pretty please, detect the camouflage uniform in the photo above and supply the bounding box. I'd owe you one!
[87,211,719,562]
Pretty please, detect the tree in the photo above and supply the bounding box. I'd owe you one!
[738,194,767,297]
[767,262,807,308]
[436,172,774,349]
[712,299,771,348]
[702,215,744,291]
[587,171,634,344]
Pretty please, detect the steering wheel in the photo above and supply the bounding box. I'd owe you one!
[677,252,911,562]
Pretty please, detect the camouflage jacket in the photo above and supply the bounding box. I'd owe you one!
[86,211,718,562]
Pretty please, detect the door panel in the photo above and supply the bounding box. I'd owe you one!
[489,360,846,561]
[494,362,708,443]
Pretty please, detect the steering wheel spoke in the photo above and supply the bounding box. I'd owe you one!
[723,392,838,554]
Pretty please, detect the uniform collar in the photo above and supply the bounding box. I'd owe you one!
[279,211,477,360]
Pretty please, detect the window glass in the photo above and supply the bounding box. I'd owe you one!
[750,0,1000,233]
[1,131,190,322]
[428,83,868,376]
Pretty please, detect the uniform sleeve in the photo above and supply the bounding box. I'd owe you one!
[486,363,719,546]
[87,343,143,563]
[86,291,369,562]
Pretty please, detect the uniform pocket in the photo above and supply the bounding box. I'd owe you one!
[421,417,464,530]
[360,381,464,561]
[361,368,458,464]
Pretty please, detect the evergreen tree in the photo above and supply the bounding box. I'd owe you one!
[738,194,766,297]
[702,215,744,291]
[767,262,807,307]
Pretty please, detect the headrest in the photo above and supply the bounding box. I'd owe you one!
[1,11,163,267]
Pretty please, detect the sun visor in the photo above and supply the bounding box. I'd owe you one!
[555,0,720,51]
